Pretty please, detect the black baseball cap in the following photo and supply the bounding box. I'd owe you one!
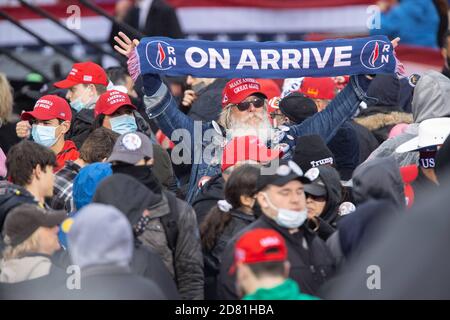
[304,175,327,197]
[3,204,66,247]
[256,160,312,192]
[279,92,318,124]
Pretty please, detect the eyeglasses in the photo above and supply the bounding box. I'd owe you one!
[235,97,265,112]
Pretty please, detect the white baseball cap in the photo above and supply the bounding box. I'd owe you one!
[396,118,450,153]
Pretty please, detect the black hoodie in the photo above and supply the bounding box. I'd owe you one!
[192,174,225,225]
[308,166,343,241]
[352,156,405,209]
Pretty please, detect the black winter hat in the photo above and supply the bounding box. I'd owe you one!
[279,92,318,124]
[293,135,335,172]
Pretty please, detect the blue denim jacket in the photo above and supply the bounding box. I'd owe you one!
[142,74,374,203]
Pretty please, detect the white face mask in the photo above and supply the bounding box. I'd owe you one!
[262,192,307,229]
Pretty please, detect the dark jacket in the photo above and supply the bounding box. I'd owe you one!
[217,214,336,299]
[352,156,405,209]
[67,108,95,149]
[0,181,36,231]
[192,174,225,225]
[93,174,204,300]
[325,177,450,299]
[109,0,183,48]
[349,120,379,164]
[327,122,360,181]
[203,209,255,300]
[55,265,167,300]
[355,74,413,144]
[309,166,342,241]
[187,79,229,122]
[410,168,439,204]
[0,254,67,300]
[0,121,20,154]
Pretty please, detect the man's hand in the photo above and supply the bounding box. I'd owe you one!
[181,90,198,108]
[16,120,31,139]
[114,32,140,57]
[391,37,400,49]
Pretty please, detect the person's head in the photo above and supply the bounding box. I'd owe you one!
[221,135,281,181]
[54,61,108,111]
[300,77,336,112]
[6,140,56,198]
[396,117,450,182]
[107,132,154,167]
[78,127,119,164]
[200,165,260,251]
[231,228,289,297]
[0,73,13,126]
[67,203,133,270]
[255,160,312,229]
[106,66,138,98]
[94,90,138,135]
[279,92,318,125]
[93,173,163,228]
[21,95,72,149]
[293,135,335,172]
[220,79,272,142]
[304,166,342,220]
[2,204,65,260]
[73,162,112,210]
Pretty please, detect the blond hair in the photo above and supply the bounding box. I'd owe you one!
[2,229,41,261]
[0,73,13,125]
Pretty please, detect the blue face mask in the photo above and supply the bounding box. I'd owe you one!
[70,98,85,113]
[32,124,59,147]
[110,114,137,135]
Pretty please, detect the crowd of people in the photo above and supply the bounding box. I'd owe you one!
[1,0,450,301]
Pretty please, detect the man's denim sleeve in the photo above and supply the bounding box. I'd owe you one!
[141,74,205,159]
[288,75,375,143]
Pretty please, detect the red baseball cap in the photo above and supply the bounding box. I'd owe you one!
[300,77,337,100]
[94,90,137,117]
[21,95,72,122]
[54,61,108,89]
[229,228,287,274]
[221,135,281,172]
[222,78,266,108]
[256,79,281,100]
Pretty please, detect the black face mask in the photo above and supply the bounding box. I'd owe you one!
[112,164,163,194]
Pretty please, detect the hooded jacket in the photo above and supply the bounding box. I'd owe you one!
[203,209,255,299]
[0,181,37,231]
[92,174,204,300]
[309,166,342,241]
[355,74,413,144]
[352,156,405,208]
[367,71,450,166]
[217,214,336,299]
[192,174,225,225]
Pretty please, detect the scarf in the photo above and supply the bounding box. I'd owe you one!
[129,35,403,81]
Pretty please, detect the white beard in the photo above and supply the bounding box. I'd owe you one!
[226,111,274,144]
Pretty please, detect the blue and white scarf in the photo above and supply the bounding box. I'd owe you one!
[128,35,403,80]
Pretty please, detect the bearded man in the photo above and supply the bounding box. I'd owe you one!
[113,32,387,203]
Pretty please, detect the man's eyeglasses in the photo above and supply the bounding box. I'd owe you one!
[235,97,265,112]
